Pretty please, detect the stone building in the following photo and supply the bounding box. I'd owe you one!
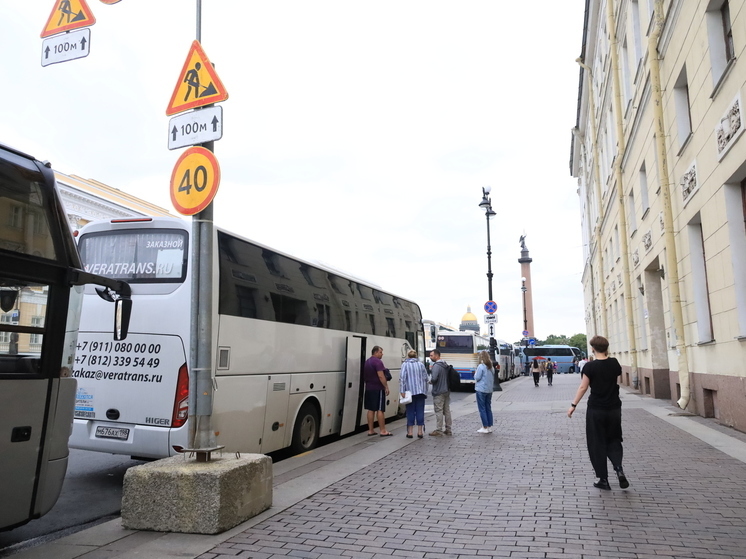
[570,0,746,431]
[459,306,480,333]
[55,172,174,233]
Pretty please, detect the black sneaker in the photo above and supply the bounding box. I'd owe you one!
[615,467,629,489]
[593,478,611,490]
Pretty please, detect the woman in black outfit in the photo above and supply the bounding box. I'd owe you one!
[567,335,629,490]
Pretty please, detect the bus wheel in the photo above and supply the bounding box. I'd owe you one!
[291,402,320,454]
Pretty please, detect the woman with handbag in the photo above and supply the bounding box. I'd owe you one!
[474,351,495,434]
[400,349,429,438]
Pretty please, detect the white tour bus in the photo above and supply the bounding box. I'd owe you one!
[70,216,425,459]
[428,330,512,386]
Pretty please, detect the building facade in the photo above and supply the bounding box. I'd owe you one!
[571,0,746,431]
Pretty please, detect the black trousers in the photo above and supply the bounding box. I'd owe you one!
[586,406,623,479]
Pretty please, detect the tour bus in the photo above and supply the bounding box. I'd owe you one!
[70,216,426,459]
[0,143,131,531]
[430,330,513,386]
[523,345,581,374]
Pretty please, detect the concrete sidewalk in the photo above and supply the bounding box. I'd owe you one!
[11,373,746,559]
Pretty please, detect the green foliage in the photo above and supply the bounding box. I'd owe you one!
[569,333,588,352]
[476,344,488,350]
[535,333,588,354]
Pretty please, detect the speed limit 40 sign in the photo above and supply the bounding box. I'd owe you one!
[170,146,220,215]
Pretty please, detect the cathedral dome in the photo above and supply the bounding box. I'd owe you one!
[459,306,480,333]
[461,307,477,323]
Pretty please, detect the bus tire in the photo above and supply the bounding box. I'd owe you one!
[291,401,320,454]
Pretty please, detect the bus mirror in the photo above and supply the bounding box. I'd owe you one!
[429,325,436,343]
[114,297,132,341]
[0,289,18,313]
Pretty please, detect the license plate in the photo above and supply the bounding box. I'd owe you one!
[95,426,130,440]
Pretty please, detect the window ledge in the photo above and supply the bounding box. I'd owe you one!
[676,132,693,157]
[711,58,736,100]
[697,339,716,346]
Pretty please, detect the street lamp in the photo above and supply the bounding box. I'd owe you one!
[521,277,529,375]
[479,187,497,366]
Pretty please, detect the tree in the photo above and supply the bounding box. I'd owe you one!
[569,333,588,353]
[541,334,570,345]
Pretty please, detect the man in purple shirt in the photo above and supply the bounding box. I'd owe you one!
[363,345,392,436]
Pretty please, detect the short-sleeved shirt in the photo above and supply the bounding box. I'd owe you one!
[364,356,385,390]
[583,357,622,409]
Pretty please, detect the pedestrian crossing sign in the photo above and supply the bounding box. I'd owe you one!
[41,0,96,38]
[166,41,228,116]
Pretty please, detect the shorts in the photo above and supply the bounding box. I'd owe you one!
[364,388,386,412]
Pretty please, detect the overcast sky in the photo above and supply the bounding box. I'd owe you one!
[4,1,587,342]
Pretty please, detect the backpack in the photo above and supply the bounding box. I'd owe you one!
[546,362,554,372]
[446,363,460,390]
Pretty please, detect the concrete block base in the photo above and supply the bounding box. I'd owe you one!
[121,454,272,534]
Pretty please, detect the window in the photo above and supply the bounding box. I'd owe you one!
[10,206,23,228]
[628,190,637,233]
[639,162,650,213]
[630,1,644,67]
[707,0,735,89]
[614,225,620,261]
[622,39,633,107]
[674,66,693,148]
[687,218,713,342]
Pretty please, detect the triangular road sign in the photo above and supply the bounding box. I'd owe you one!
[166,41,228,116]
[41,0,96,38]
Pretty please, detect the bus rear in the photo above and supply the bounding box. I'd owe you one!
[70,218,190,459]
[523,345,576,373]
[434,332,480,385]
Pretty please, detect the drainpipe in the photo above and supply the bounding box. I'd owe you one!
[606,0,639,387]
[575,60,609,337]
[648,0,691,409]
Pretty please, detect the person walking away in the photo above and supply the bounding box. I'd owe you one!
[531,358,541,387]
[567,335,629,491]
[546,358,554,386]
[363,346,392,436]
[578,355,589,375]
[400,349,429,438]
[474,351,494,433]
[429,349,452,436]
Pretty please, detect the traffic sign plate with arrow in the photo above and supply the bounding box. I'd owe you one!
[41,27,90,67]
[168,106,223,150]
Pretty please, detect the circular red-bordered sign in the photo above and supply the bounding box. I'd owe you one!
[170,147,221,216]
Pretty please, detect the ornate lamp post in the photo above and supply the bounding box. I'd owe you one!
[479,187,497,365]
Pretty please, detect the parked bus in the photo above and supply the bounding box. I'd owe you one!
[431,331,513,386]
[0,143,131,531]
[522,345,582,374]
[70,216,426,459]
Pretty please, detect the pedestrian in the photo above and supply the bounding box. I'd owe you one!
[428,349,452,436]
[567,335,630,491]
[578,355,589,374]
[400,349,429,439]
[546,358,554,386]
[531,358,541,387]
[474,351,494,433]
[363,345,392,436]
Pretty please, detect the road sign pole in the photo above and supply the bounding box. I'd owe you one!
[188,0,217,458]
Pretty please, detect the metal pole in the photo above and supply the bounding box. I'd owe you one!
[188,0,217,457]
[485,209,497,366]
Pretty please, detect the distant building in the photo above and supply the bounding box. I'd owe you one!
[55,172,174,233]
[459,306,480,333]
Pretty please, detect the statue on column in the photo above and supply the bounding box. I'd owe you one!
[519,234,527,251]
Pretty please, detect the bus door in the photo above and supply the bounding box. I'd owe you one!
[0,276,57,529]
[339,335,364,436]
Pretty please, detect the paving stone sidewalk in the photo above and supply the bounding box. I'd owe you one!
[199,375,746,559]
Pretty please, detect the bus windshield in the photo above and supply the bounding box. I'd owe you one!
[78,229,188,283]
